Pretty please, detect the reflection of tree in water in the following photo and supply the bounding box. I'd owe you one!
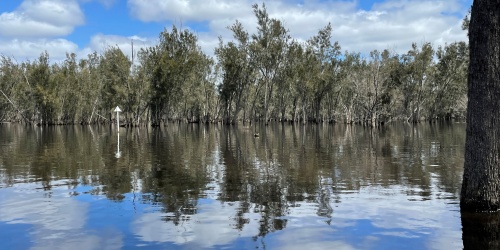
[218,124,327,237]
[0,126,102,191]
[139,126,213,225]
[462,211,500,250]
[0,123,467,242]
[216,122,465,239]
[219,127,252,231]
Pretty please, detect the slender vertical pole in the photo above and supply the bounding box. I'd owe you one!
[117,111,120,132]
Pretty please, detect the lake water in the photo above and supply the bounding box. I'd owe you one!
[0,122,485,249]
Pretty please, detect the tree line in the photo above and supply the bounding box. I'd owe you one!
[0,4,468,126]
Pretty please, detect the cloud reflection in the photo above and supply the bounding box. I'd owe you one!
[273,227,355,250]
[326,183,462,249]
[132,200,260,248]
[0,182,124,250]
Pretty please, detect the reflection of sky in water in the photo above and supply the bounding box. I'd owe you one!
[0,182,123,250]
[0,176,461,249]
[0,121,465,249]
[132,199,261,248]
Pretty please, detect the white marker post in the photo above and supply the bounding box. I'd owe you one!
[114,106,122,132]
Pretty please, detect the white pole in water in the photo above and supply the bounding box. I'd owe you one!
[114,106,122,132]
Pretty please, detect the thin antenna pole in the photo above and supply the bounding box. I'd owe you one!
[131,39,134,65]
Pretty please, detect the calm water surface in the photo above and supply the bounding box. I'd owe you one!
[0,123,468,249]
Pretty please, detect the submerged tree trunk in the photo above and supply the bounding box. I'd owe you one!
[461,0,500,212]
[462,211,500,249]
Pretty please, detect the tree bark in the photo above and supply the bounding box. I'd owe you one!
[461,0,500,212]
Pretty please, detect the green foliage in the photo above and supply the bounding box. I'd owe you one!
[98,46,132,119]
[146,26,212,125]
[0,56,23,122]
[215,21,254,124]
[249,3,291,123]
[431,42,468,119]
[0,5,469,126]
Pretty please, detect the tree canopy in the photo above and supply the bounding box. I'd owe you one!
[0,4,468,126]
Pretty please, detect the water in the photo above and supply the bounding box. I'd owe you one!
[0,122,476,249]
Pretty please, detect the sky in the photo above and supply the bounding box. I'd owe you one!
[0,0,472,63]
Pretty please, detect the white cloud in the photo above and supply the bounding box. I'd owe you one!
[0,38,79,62]
[128,0,250,22]
[0,0,84,38]
[0,34,155,64]
[87,33,157,62]
[127,0,469,56]
[0,0,470,65]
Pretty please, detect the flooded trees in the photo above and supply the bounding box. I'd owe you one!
[98,47,132,122]
[461,0,500,212]
[430,42,468,120]
[249,4,291,124]
[307,23,342,123]
[147,26,213,126]
[215,21,254,124]
[0,5,471,126]
[0,56,25,122]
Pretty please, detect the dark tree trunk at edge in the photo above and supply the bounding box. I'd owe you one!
[461,0,500,212]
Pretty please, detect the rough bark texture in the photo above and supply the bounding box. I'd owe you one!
[461,0,500,212]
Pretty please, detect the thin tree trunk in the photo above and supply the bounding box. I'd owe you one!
[0,89,29,123]
[461,0,500,212]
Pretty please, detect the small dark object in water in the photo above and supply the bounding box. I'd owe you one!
[254,133,259,137]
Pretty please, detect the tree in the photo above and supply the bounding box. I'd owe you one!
[398,43,434,123]
[249,3,290,124]
[128,49,152,126]
[461,0,500,212]
[216,21,254,124]
[361,50,398,125]
[29,52,58,125]
[78,51,103,124]
[0,56,25,122]
[98,46,132,121]
[430,42,468,120]
[58,53,80,124]
[148,26,209,125]
[307,23,342,123]
[339,51,363,124]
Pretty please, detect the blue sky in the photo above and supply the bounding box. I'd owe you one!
[0,0,472,62]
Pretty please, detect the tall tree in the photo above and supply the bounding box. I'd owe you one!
[430,42,468,120]
[98,46,132,121]
[30,52,57,124]
[361,50,398,125]
[461,0,500,212]
[128,49,152,125]
[249,3,290,124]
[397,43,434,123]
[148,26,208,125]
[0,56,24,122]
[216,21,254,124]
[307,23,342,123]
[78,52,101,124]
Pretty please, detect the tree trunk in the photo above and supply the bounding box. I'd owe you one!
[461,0,500,212]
